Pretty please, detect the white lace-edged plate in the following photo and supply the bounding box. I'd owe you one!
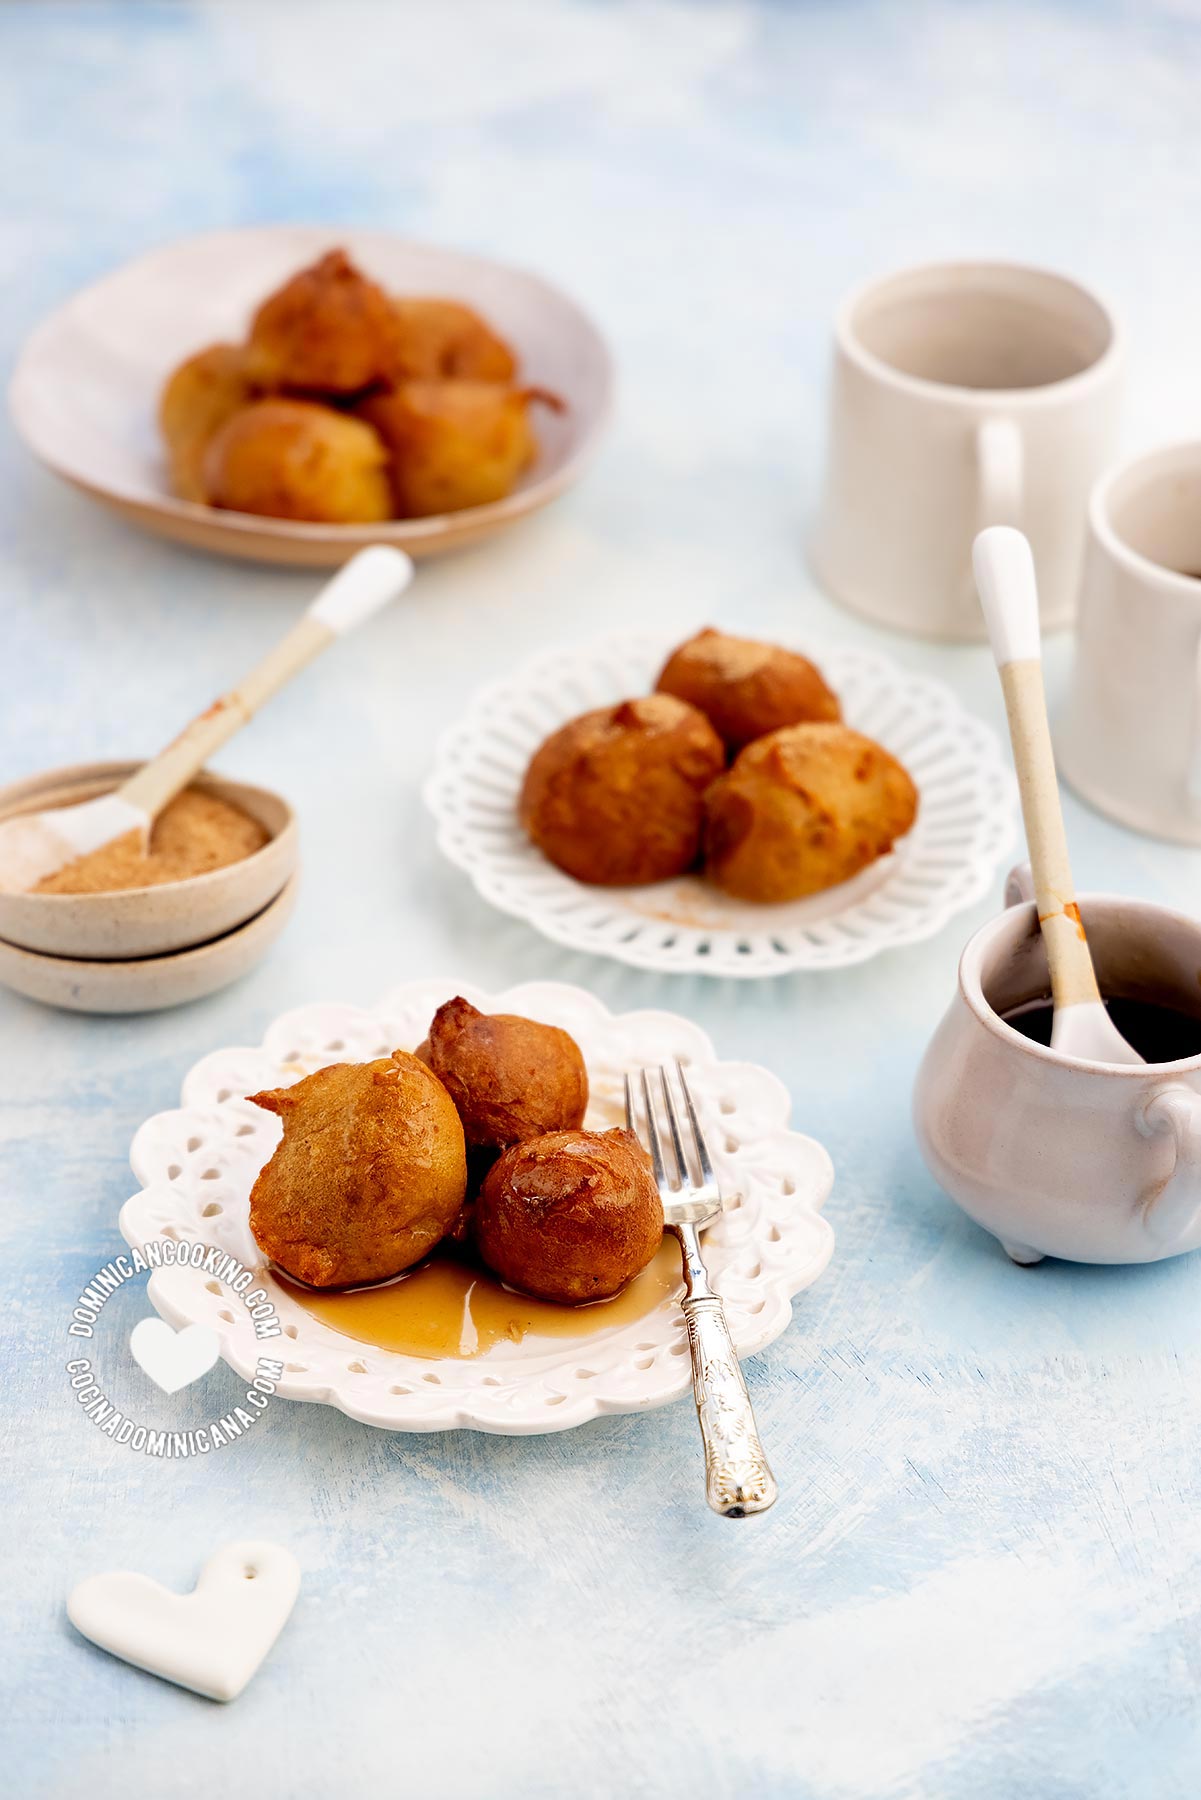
[118,980,835,1435]
[423,634,1016,978]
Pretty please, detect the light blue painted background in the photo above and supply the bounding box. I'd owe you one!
[3,3,1201,1795]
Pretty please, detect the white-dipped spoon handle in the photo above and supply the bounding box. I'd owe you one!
[116,546,414,820]
[973,528,1102,1018]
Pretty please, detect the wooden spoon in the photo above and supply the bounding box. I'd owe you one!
[0,546,414,894]
[973,527,1142,1065]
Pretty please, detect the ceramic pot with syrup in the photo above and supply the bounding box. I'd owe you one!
[913,867,1201,1265]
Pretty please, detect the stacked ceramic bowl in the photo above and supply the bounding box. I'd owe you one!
[0,763,298,1013]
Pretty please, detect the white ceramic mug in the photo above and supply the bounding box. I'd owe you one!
[913,868,1201,1266]
[810,261,1122,641]
[1058,442,1201,845]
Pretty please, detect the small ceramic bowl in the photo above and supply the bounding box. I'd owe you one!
[0,873,298,1014]
[0,761,297,958]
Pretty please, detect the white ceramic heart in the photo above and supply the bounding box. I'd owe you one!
[67,1540,300,1702]
[129,1317,220,1395]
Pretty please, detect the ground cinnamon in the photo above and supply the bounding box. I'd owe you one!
[35,787,269,895]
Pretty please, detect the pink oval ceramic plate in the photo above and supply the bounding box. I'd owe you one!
[10,227,614,567]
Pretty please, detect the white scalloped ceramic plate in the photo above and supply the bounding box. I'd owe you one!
[10,227,613,567]
[424,633,1017,977]
[117,980,834,1435]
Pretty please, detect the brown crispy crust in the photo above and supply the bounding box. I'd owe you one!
[202,399,392,523]
[519,695,725,886]
[417,997,588,1149]
[703,721,918,903]
[159,343,260,502]
[355,379,538,517]
[475,1128,663,1304]
[246,248,399,394]
[389,297,517,383]
[655,627,841,752]
[247,1050,467,1288]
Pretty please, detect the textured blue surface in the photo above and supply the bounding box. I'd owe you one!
[3,3,1201,1796]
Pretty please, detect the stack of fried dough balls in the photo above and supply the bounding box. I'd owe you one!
[249,998,662,1306]
[159,248,558,523]
[520,627,918,903]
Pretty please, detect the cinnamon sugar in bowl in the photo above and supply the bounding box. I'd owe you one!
[0,761,297,959]
[34,786,269,896]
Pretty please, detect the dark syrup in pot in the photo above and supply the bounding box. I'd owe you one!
[1002,995,1201,1062]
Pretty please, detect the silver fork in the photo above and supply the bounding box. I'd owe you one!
[625,1061,778,1518]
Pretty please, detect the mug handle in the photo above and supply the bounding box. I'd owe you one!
[1138,1086,1201,1248]
[1187,630,1201,813]
[977,417,1024,532]
[1004,862,1035,907]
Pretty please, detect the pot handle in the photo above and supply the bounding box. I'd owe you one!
[1004,862,1035,907]
[1138,1085,1201,1247]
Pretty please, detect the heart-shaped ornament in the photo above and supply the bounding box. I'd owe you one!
[129,1317,220,1394]
[68,1540,300,1702]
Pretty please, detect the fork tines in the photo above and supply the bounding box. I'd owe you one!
[624,1059,715,1196]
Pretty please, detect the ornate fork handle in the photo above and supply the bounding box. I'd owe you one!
[677,1225,777,1517]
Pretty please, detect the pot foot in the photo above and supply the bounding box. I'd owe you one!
[1001,1239,1044,1266]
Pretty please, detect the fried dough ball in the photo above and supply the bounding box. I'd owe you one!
[202,399,392,523]
[520,696,725,886]
[703,722,918,903]
[390,297,517,383]
[476,1128,662,1304]
[247,1051,467,1289]
[416,997,588,1149]
[357,380,545,516]
[655,627,841,752]
[159,343,259,501]
[246,248,398,394]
